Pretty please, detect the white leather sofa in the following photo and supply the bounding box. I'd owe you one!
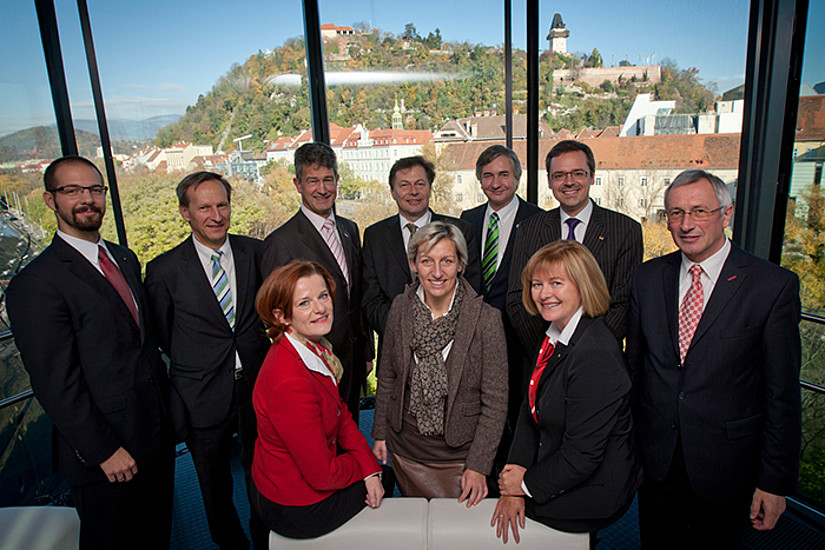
[269,498,589,549]
[0,506,79,550]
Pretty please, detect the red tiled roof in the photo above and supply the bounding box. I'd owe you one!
[440,133,741,172]
[797,95,825,141]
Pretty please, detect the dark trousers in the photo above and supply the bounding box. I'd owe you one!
[186,374,267,550]
[638,439,751,549]
[73,440,174,550]
[250,480,367,539]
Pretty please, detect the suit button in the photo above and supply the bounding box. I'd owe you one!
[670,423,677,430]
[678,392,685,400]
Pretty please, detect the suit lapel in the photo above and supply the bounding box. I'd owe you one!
[296,212,344,280]
[582,203,607,256]
[688,246,747,351]
[179,237,232,331]
[444,284,480,414]
[229,235,254,325]
[336,220,358,293]
[385,218,412,280]
[663,252,682,360]
[53,237,140,333]
[108,242,147,342]
[544,208,562,243]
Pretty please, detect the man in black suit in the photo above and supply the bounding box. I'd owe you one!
[460,145,541,431]
[362,155,482,353]
[506,140,642,364]
[261,142,371,421]
[145,172,270,550]
[6,156,173,550]
[626,170,801,547]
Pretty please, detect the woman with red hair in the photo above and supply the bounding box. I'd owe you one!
[250,260,383,538]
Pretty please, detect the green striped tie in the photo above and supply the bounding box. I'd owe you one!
[211,252,235,329]
[482,212,499,291]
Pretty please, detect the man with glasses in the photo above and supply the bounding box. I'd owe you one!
[6,156,174,549]
[506,140,642,366]
[626,169,801,547]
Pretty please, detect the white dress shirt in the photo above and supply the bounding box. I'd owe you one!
[678,238,732,312]
[559,199,594,243]
[482,196,519,271]
[192,236,242,371]
[399,210,433,256]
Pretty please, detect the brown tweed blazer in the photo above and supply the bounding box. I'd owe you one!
[372,277,508,475]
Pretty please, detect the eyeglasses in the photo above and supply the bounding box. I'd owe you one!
[49,184,108,198]
[666,206,725,222]
[551,169,589,184]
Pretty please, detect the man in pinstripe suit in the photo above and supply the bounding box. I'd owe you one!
[505,140,642,380]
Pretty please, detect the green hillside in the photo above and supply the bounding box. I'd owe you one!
[0,126,101,163]
[155,24,715,152]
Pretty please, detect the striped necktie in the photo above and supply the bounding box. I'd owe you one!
[482,212,500,291]
[321,218,350,288]
[211,252,235,329]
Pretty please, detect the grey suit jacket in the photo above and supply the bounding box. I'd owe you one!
[371,278,508,475]
[506,202,642,356]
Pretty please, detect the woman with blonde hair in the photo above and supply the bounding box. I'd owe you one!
[372,221,508,507]
[492,240,641,547]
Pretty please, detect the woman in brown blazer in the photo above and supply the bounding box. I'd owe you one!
[372,221,508,507]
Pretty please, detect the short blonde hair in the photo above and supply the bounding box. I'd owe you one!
[407,221,468,272]
[521,240,609,318]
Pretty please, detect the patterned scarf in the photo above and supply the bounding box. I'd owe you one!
[408,281,465,436]
[287,327,343,384]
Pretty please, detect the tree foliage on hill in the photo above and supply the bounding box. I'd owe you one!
[155,26,718,152]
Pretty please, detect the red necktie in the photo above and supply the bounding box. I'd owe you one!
[678,264,704,363]
[98,246,139,325]
[528,335,556,422]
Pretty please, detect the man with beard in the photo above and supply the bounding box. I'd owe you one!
[6,156,174,550]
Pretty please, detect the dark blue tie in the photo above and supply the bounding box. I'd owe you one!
[565,218,580,241]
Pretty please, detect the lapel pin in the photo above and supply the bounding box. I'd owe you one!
[727,275,737,282]
[599,236,605,240]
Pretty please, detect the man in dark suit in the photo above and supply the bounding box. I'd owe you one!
[362,155,482,353]
[261,142,371,421]
[460,145,541,431]
[626,169,801,547]
[145,172,270,550]
[6,156,174,550]
[506,140,642,367]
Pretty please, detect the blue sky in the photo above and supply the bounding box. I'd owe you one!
[1,0,822,138]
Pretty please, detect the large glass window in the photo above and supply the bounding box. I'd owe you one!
[0,1,66,507]
[534,3,749,259]
[780,0,825,511]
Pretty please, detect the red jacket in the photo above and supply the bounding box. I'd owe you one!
[252,337,380,506]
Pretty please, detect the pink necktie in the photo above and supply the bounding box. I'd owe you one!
[98,246,139,325]
[321,218,349,287]
[678,264,704,363]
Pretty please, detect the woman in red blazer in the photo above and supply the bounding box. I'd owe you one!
[250,260,383,538]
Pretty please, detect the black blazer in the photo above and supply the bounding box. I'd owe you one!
[509,316,641,532]
[506,202,642,357]
[6,235,170,486]
[460,197,542,312]
[145,234,270,433]
[626,244,801,500]
[261,210,371,400]
[361,211,482,340]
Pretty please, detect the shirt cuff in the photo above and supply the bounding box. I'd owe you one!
[521,480,532,498]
